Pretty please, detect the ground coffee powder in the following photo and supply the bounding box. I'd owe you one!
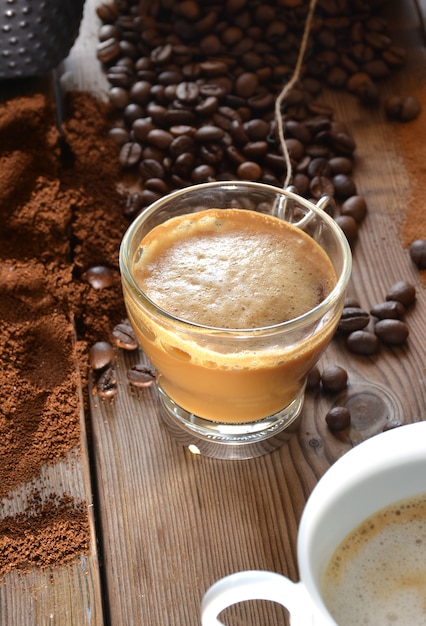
[0,90,128,578]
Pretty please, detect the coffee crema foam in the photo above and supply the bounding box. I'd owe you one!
[322,493,426,625]
[134,209,336,329]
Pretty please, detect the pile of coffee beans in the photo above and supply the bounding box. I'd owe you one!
[337,279,415,355]
[95,0,408,216]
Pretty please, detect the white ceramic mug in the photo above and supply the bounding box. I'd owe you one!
[201,421,426,625]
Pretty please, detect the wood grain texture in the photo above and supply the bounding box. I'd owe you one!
[2,0,426,624]
[86,0,426,623]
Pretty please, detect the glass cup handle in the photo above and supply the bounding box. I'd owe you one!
[201,570,314,626]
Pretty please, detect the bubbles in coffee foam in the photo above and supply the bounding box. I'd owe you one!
[323,493,426,626]
[135,209,336,329]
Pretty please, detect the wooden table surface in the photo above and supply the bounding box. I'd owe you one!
[1,1,426,624]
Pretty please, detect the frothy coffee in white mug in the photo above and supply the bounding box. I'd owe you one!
[322,493,426,625]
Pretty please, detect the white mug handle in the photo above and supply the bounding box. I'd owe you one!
[201,570,315,626]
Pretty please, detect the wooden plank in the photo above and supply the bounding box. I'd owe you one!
[0,6,105,623]
[0,381,104,626]
[85,0,426,623]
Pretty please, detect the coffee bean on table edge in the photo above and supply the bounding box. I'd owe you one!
[337,306,370,333]
[321,366,348,392]
[385,281,416,306]
[334,215,358,246]
[89,341,115,371]
[409,239,426,269]
[346,330,379,355]
[326,406,351,432]
[112,320,139,350]
[85,265,116,290]
[340,195,368,223]
[384,95,422,122]
[97,367,119,399]
[127,364,157,388]
[370,300,405,320]
[374,319,409,345]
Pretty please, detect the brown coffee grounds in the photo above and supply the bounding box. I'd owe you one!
[0,90,129,578]
[393,67,426,284]
[0,493,89,579]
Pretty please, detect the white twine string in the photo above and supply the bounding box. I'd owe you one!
[274,0,318,189]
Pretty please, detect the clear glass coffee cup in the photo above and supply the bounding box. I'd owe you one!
[119,181,352,459]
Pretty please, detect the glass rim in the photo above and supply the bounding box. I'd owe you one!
[119,181,352,335]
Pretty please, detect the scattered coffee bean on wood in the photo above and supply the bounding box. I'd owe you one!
[337,306,370,333]
[96,366,119,398]
[374,319,409,345]
[321,366,348,393]
[89,341,115,371]
[127,364,157,388]
[370,300,405,320]
[385,281,416,306]
[347,330,379,355]
[112,320,139,350]
[85,265,116,289]
[409,239,426,269]
[384,95,422,122]
[326,406,351,432]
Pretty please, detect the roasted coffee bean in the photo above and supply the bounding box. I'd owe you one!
[89,342,115,371]
[132,118,154,142]
[347,330,379,355]
[145,177,169,193]
[97,367,118,399]
[139,158,165,180]
[127,364,157,387]
[385,281,416,306]
[191,164,216,183]
[194,125,225,142]
[86,265,115,290]
[176,81,200,103]
[332,174,357,199]
[112,320,139,350]
[306,365,321,390]
[321,366,348,392]
[370,301,405,320]
[146,128,174,150]
[109,86,129,109]
[338,307,370,333]
[195,96,219,116]
[97,37,121,64]
[244,118,270,141]
[409,239,426,269]
[307,157,331,178]
[385,95,421,122]
[335,215,358,245]
[119,142,142,168]
[340,195,367,222]
[326,406,351,432]
[124,192,144,218]
[109,126,131,146]
[237,161,262,180]
[329,156,353,175]
[375,319,409,345]
[309,176,334,198]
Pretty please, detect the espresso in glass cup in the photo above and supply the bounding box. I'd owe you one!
[119,181,351,459]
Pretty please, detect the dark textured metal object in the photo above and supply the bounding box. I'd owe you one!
[0,0,84,79]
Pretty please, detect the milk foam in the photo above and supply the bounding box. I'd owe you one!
[322,494,426,625]
[134,209,336,329]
